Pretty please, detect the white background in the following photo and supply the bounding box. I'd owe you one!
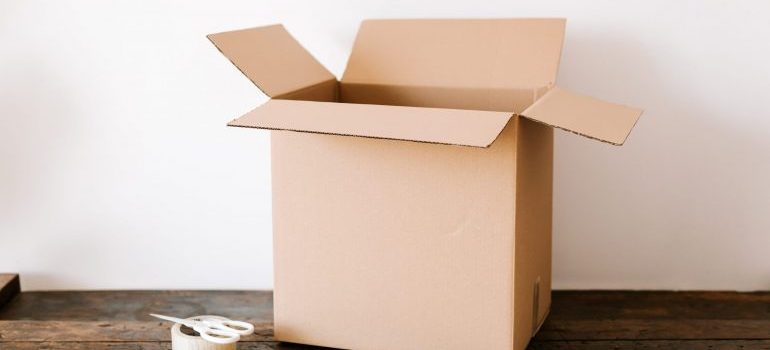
[2,0,769,291]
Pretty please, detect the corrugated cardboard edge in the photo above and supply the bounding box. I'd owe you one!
[206,30,271,98]
[206,24,336,98]
[227,100,516,148]
[229,123,506,148]
[522,113,642,146]
[520,87,643,145]
[520,119,639,145]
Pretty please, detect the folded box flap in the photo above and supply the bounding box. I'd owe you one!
[208,25,336,97]
[342,18,566,90]
[520,87,643,145]
[229,100,514,147]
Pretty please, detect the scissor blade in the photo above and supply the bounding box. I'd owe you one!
[150,313,196,327]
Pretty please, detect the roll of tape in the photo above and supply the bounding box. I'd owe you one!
[171,315,237,350]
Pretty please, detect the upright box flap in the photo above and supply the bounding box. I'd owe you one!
[229,100,514,147]
[520,87,642,145]
[208,25,336,97]
[342,19,565,90]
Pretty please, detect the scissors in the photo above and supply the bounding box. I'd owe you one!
[150,313,255,344]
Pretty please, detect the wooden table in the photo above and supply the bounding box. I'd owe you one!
[1,274,769,349]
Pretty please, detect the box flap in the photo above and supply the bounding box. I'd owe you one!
[208,25,336,97]
[342,19,565,90]
[229,100,514,147]
[520,87,642,145]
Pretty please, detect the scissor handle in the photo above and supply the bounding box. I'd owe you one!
[214,319,255,335]
[195,325,241,345]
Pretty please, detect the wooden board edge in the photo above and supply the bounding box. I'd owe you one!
[0,274,21,309]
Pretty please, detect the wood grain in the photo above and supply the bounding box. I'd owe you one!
[1,289,770,349]
[0,320,273,342]
[5,340,770,350]
[535,319,770,340]
[547,290,770,320]
[0,342,280,349]
[529,340,770,349]
[0,290,272,321]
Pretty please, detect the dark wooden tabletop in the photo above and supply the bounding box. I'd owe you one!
[1,274,770,349]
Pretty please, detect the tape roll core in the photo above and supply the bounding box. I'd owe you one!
[171,315,237,350]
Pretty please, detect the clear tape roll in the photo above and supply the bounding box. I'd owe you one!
[171,315,237,350]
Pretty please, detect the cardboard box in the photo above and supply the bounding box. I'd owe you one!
[208,19,641,350]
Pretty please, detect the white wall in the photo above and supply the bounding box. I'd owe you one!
[1,0,769,291]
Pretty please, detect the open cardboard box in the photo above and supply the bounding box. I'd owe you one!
[209,19,641,350]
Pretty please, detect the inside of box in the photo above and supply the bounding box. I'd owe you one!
[209,21,641,146]
[207,20,565,114]
[277,80,549,114]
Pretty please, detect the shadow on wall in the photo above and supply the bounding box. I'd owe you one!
[553,28,770,290]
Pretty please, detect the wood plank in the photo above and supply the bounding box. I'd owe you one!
[6,290,768,322]
[4,318,768,344]
[0,321,273,342]
[3,290,770,347]
[0,274,20,309]
[0,342,280,350]
[535,319,770,341]
[4,340,770,350]
[548,290,770,320]
[528,339,770,349]
[0,290,272,321]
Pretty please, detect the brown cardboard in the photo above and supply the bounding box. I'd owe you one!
[207,25,336,99]
[513,118,554,348]
[342,19,565,89]
[271,125,518,349]
[340,84,550,115]
[520,87,642,145]
[209,18,642,350]
[228,100,513,147]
